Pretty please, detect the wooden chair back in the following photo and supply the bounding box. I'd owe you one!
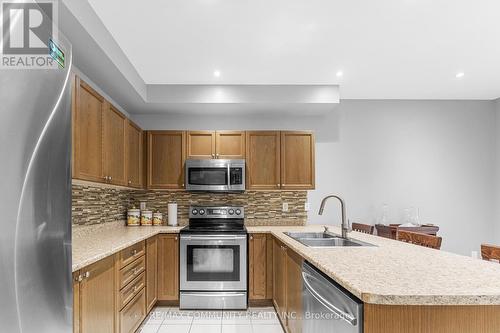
[481,244,500,262]
[351,222,374,235]
[396,230,442,250]
[375,224,439,240]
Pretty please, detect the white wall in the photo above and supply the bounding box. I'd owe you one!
[132,100,497,255]
[495,98,500,245]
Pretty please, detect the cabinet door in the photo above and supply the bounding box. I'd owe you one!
[286,250,303,333]
[147,131,186,189]
[273,239,287,324]
[281,131,315,190]
[72,77,105,183]
[246,131,281,190]
[249,234,268,300]
[146,236,158,312]
[73,271,81,333]
[103,104,127,186]
[215,131,246,159]
[126,120,143,188]
[157,234,179,301]
[80,256,116,333]
[187,130,215,159]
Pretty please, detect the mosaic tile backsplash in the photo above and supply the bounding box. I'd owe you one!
[72,182,308,226]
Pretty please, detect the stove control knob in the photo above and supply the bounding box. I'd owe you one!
[228,209,234,215]
[235,209,241,215]
[199,209,205,215]
[191,209,198,215]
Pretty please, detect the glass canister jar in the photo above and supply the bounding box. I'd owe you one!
[140,210,153,226]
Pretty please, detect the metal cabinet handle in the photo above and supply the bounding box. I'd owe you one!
[175,236,178,241]
[128,180,132,184]
[84,271,90,279]
[250,235,253,240]
[211,154,215,158]
[216,153,219,158]
[132,249,137,255]
[277,184,280,187]
[109,176,112,181]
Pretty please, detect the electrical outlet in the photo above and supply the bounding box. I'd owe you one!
[282,202,289,212]
[304,202,311,211]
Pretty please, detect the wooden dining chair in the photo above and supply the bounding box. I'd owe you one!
[481,244,500,262]
[351,222,374,235]
[396,230,442,250]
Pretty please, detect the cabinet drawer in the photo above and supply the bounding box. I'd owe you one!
[119,272,145,310]
[119,255,145,289]
[119,242,145,269]
[119,288,146,333]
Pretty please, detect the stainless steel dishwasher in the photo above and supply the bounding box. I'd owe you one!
[302,261,363,333]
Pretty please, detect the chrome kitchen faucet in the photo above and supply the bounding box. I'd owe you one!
[319,195,350,239]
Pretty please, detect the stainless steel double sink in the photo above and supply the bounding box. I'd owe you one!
[284,232,375,247]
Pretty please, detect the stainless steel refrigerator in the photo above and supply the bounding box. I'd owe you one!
[0,7,73,333]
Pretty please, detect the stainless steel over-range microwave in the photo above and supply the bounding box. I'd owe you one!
[185,159,245,192]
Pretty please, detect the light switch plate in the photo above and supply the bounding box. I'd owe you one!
[282,202,289,212]
[304,202,311,211]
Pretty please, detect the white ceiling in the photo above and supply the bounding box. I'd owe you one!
[86,0,500,100]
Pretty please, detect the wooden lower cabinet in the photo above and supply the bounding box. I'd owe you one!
[249,233,273,301]
[364,304,500,333]
[273,238,288,323]
[78,256,116,333]
[73,271,81,333]
[119,288,146,333]
[272,236,303,333]
[146,236,158,311]
[285,249,303,333]
[158,234,179,300]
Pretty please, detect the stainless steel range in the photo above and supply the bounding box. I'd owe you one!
[179,205,247,310]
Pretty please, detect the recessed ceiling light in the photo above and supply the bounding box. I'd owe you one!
[213,70,221,78]
[456,72,465,78]
[336,71,343,78]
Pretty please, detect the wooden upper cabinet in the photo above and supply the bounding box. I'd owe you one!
[126,120,143,188]
[187,131,216,159]
[157,234,179,301]
[146,236,158,312]
[103,104,127,186]
[246,131,281,190]
[281,131,315,190]
[72,76,105,183]
[147,131,186,189]
[215,131,246,159]
[79,256,116,333]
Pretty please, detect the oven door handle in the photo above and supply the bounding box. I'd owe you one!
[181,235,247,241]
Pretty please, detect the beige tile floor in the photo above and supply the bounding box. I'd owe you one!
[137,307,284,333]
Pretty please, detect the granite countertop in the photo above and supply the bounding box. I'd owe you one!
[72,221,183,272]
[72,223,500,306]
[247,225,500,306]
